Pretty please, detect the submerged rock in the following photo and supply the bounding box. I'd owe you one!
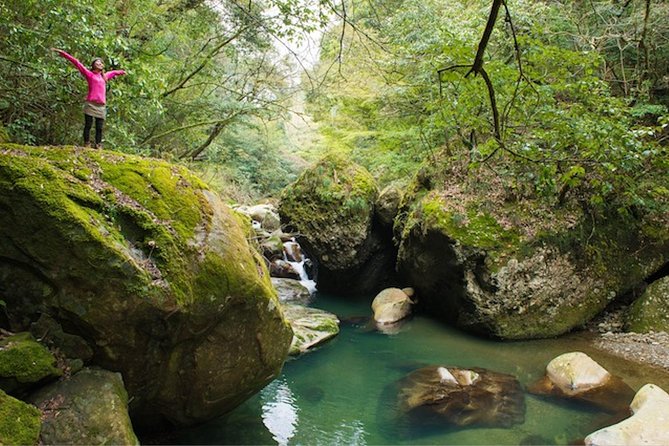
[29,368,138,445]
[0,388,41,446]
[529,352,635,413]
[282,304,340,355]
[0,144,292,428]
[372,287,414,325]
[396,366,525,428]
[279,153,398,294]
[584,384,669,445]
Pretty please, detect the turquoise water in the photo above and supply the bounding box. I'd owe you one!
[170,293,668,445]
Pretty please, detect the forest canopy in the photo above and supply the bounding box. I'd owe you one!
[1,0,668,213]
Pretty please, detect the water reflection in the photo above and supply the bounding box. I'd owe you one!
[261,378,298,445]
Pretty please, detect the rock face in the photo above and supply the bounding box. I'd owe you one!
[279,153,398,294]
[29,368,139,445]
[529,352,635,413]
[0,144,292,428]
[584,384,669,446]
[395,157,669,339]
[372,288,414,325]
[396,366,525,428]
[626,275,669,333]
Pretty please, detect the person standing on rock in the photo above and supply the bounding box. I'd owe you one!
[52,48,126,149]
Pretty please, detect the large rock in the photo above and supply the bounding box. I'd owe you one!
[0,389,41,446]
[0,144,292,428]
[395,366,525,428]
[585,384,669,445]
[395,158,669,339]
[29,368,138,445]
[626,275,669,333]
[279,153,398,294]
[529,352,635,413]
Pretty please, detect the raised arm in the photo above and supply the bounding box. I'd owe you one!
[52,48,89,77]
[105,70,126,81]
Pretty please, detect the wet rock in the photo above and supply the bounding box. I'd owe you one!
[529,352,635,413]
[584,384,669,445]
[271,278,312,304]
[29,368,138,445]
[372,288,414,325]
[260,234,284,261]
[396,366,525,428]
[282,304,340,355]
[270,259,301,280]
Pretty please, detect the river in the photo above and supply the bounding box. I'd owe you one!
[168,292,669,445]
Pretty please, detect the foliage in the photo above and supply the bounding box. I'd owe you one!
[306,0,669,223]
[0,0,323,198]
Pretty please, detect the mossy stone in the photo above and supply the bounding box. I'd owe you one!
[0,389,41,446]
[29,368,138,445]
[0,144,292,428]
[627,276,669,332]
[0,332,62,393]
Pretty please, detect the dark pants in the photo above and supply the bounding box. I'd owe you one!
[83,114,104,145]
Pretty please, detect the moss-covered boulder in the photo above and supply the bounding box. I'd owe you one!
[29,368,138,445]
[626,276,669,332]
[279,153,397,294]
[0,144,292,428]
[0,332,62,394]
[396,158,669,340]
[0,389,41,445]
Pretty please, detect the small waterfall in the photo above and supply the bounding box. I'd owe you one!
[283,239,317,294]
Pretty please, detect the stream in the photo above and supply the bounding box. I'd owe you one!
[168,292,669,445]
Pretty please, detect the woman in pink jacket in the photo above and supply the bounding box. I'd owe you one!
[52,48,126,149]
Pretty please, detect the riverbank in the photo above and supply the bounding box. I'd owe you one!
[586,305,669,371]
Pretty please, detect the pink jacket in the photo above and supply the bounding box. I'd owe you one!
[56,50,125,104]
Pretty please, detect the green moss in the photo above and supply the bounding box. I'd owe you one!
[417,193,519,251]
[280,152,377,230]
[0,389,41,446]
[0,333,62,383]
[627,278,669,333]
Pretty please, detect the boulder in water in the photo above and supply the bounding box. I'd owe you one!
[270,259,301,279]
[626,275,669,333]
[584,383,669,445]
[529,352,635,413]
[396,366,525,428]
[282,304,340,355]
[372,287,414,325]
[271,278,312,304]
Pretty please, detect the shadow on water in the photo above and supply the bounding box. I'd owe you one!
[161,292,669,445]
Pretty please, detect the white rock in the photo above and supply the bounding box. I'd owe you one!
[546,352,610,395]
[372,288,414,324]
[437,367,458,385]
[585,384,669,445]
